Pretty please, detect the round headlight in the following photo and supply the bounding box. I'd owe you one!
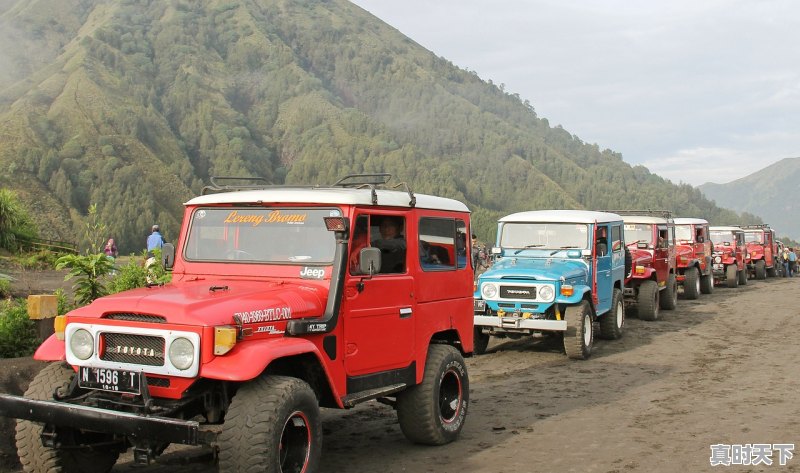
[746,253,751,259]
[169,337,195,370]
[481,283,498,299]
[538,285,555,301]
[70,328,94,360]
[714,256,722,263]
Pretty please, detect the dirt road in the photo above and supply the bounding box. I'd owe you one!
[5,277,800,472]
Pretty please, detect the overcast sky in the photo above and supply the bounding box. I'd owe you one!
[350,0,800,186]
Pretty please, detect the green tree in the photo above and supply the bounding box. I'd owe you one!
[55,253,116,305]
[0,189,37,251]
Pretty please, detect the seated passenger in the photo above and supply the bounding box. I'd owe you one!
[373,217,406,273]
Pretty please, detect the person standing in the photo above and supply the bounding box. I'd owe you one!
[147,225,164,256]
[789,247,797,277]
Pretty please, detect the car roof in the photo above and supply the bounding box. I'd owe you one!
[621,215,671,225]
[185,187,470,212]
[499,210,622,224]
[674,217,709,225]
[709,226,744,232]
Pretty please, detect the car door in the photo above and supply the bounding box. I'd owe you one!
[342,213,415,379]
[594,223,612,314]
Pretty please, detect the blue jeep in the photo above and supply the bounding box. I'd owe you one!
[473,210,626,359]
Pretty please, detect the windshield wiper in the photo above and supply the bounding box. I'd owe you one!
[514,244,543,254]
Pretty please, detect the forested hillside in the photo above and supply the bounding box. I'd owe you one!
[700,157,800,241]
[0,0,759,253]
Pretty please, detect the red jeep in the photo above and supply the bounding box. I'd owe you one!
[709,226,747,288]
[617,211,677,321]
[741,224,778,279]
[0,175,474,473]
[673,218,715,299]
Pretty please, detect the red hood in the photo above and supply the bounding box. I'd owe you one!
[69,279,328,326]
[628,246,653,267]
[675,244,694,258]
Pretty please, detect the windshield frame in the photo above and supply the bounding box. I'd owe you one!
[182,206,339,265]
[499,222,590,251]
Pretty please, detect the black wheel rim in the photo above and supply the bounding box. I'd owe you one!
[439,368,463,424]
[279,411,311,473]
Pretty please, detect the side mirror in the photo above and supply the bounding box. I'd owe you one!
[359,247,381,275]
[162,243,175,270]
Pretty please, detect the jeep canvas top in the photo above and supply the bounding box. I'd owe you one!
[474,209,626,360]
[0,174,474,473]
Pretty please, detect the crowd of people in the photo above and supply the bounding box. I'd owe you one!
[780,246,798,277]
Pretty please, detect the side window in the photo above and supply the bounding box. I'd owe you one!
[596,225,609,256]
[371,215,406,274]
[349,215,369,275]
[456,220,467,269]
[611,225,622,253]
[419,217,456,271]
[696,226,704,243]
[657,225,669,248]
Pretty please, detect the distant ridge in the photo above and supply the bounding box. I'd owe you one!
[699,157,800,240]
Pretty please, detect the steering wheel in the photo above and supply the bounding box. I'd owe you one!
[225,249,255,260]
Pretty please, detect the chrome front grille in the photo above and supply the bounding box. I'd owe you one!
[101,333,165,366]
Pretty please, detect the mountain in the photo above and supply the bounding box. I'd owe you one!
[699,157,800,241]
[0,0,758,253]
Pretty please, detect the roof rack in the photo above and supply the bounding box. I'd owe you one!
[604,209,673,219]
[202,176,270,195]
[331,173,416,207]
[740,224,770,230]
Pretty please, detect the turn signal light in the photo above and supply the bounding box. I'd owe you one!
[560,285,574,296]
[214,326,238,355]
[635,266,646,275]
[53,315,66,341]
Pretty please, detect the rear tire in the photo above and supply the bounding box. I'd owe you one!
[218,376,321,473]
[659,273,678,310]
[473,326,489,355]
[738,268,748,285]
[397,345,469,445]
[755,260,767,279]
[598,288,624,340]
[563,301,593,359]
[637,280,660,321]
[683,267,700,300]
[726,264,739,288]
[15,363,121,473]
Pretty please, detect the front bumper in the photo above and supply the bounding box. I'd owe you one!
[0,393,216,445]
[474,315,567,331]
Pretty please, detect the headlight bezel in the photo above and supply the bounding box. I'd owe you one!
[481,283,499,299]
[168,337,195,371]
[537,285,555,302]
[69,328,94,360]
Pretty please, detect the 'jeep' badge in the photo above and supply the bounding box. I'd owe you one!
[300,267,325,279]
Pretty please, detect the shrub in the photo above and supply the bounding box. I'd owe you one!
[15,250,61,270]
[0,278,10,299]
[55,253,115,306]
[108,256,148,293]
[0,299,39,358]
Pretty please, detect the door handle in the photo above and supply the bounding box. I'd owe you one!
[399,308,412,319]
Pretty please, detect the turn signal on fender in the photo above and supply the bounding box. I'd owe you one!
[214,326,237,355]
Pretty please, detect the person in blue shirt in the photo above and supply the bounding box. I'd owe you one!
[146,224,165,256]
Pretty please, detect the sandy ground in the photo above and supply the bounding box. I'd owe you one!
[1,276,799,472]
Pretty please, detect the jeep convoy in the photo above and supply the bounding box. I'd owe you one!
[615,211,677,321]
[0,175,475,473]
[0,174,788,472]
[473,210,626,360]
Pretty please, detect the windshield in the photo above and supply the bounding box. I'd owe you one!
[675,225,693,242]
[500,222,589,250]
[710,231,735,245]
[744,231,764,243]
[624,224,653,245]
[183,207,337,263]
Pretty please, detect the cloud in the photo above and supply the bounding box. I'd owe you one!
[641,148,785,186]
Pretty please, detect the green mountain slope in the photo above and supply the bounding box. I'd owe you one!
[699,157,800,240]
[0,0,757,253]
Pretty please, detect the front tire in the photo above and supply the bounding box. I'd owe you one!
[598,288,624,340]
[473,326,490,355]
[755,260,767,279]
[683,267,700,300]
[397,344,469,445]
[659,273,678,310]
[15,363,121,473]
[726,264,739,288]
[738,268,748,285]
[218,376,321,473]
[637,280,660,321]
[563,301,593,359]
[700,272,714,294]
